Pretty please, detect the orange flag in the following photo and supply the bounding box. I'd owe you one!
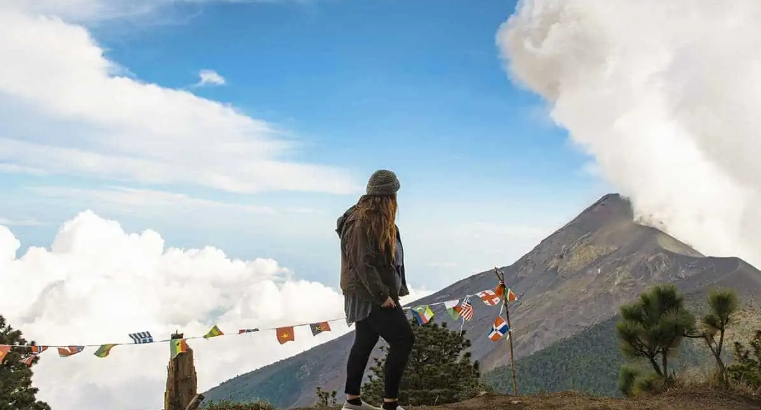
[276,327,295,345]
[58,346,84,357]
[506,288,517,302]
[0,345,10,363]
[494,282,506,297]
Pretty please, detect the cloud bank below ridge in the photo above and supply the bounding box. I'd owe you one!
[0,211,430,410]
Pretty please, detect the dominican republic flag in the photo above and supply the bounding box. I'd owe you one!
[488,316,509,341]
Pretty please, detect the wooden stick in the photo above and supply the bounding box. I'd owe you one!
[184,394,204,410]
[494,267,519,395]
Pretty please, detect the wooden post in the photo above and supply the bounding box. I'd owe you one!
[165,332,201,410]
[184,394,205,410]
[494,267,519,395]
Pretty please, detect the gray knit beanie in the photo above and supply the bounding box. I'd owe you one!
[366,169,400,196]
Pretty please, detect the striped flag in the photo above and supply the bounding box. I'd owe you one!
[20,355,37,366]
[128,331,153,344]
[29,346,47,354]
[204,325,224,339]
[170,339,189,359]
[94,344,117,358]
[459,301,474,321]
[58,346,85,357]
[20,346,48,366]
[238,328,259,334]
[309,322,331,336]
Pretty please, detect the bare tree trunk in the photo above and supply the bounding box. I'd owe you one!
[165,333,198,410]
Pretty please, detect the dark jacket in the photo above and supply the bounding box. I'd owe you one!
[336,206,410,304]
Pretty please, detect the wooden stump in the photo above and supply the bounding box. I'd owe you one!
[164,333,199,410]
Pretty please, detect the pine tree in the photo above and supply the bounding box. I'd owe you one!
[361,318,487,406]
[615,284,695,396]
[696,288,739,385]
[0,315,51,410]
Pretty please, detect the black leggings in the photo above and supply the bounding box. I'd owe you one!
[345,304,415,399]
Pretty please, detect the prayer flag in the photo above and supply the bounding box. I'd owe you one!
[0,345,10,363]
[94,344,117,358]
[58,346,85,357]
[477,290,501,306]
[412,305,434,325]
[276,327,295,344]
[21,355,36,366]
[506,288,517,302]
[21,346,47,366]
[204,325,224,339]
[309,322,331,336]
[29,346,47,354]
[444,300,461,320]
[495,282,505,297]
[459,301,474,321]
[170,339,189,359]
[128,331,153,344]
[489,316,510,341]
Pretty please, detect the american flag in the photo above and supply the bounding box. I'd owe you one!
[460,301,474,321]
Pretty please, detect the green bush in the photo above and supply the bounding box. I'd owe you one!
[361,318,487,406]
[204,399,278,410]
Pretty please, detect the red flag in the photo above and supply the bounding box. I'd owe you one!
[57,346,84,357]
[276,327,295,345]
[0,345,10,363]
[494,282,506,297]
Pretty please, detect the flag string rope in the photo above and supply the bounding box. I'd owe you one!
[4,289,513,350]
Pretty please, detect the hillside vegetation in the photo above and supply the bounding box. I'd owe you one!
[484,296,761,395]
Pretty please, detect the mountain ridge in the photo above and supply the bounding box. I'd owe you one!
[204,193,761,408]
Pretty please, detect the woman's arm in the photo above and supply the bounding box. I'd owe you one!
[349,225,391,305]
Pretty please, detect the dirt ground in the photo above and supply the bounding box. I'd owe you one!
[428,389,761,410]
[295,389,761,410]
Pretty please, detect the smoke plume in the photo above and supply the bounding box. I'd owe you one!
[498,0,761,265]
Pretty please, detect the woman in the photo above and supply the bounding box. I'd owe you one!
[335,169,415,410]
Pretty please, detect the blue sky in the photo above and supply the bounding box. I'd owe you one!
[0,0,610,291]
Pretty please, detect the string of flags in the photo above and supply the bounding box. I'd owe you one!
[0,283,518,367]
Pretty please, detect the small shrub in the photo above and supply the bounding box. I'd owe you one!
[315,386,338,407]
[631,372,668,397]
[617,365,641,397]
[205,399,278,410]
[726,329,761,392]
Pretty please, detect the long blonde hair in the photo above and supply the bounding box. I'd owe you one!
[354,194,398,261]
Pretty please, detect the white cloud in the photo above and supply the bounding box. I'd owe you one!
[195,69,226,87]
[28,185,279,215]
[0,217,46,226]
[0,211,432,410]
[0,0,246,23]
[498,0,761,266]
[0,6,358,195]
